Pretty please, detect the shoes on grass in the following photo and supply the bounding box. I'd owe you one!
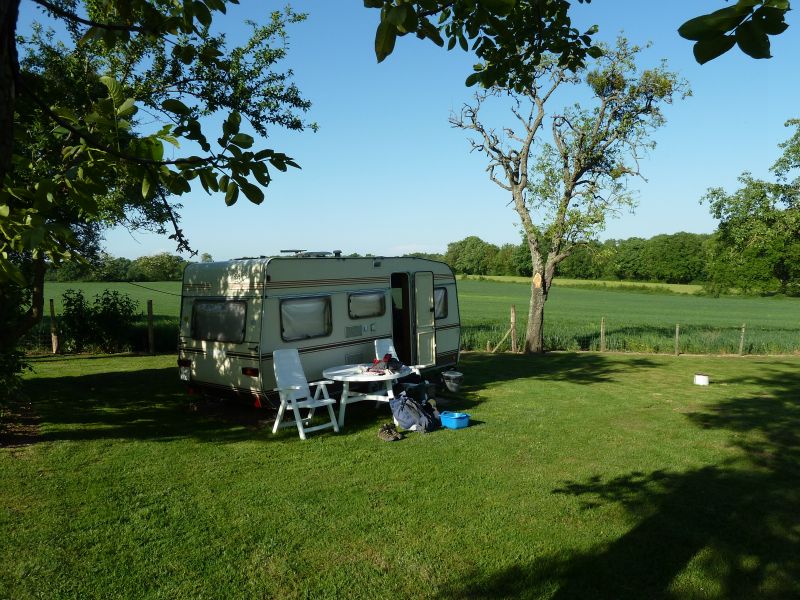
[378,423,403,441]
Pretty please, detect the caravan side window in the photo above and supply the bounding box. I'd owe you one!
[434,287,448,320]
[348,291,386,319]
[280,296,332,341]
[192,300,247,343]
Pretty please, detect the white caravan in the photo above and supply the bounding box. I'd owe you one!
[177,253,460,404]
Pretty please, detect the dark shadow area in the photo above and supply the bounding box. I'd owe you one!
[22,367,279,444]
[17,353,655,443]
[459,352,660,387]
[437,360,800,598]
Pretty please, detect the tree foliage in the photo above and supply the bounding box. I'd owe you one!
[365,0,601,90]
[2,1,313,283]
[1,0,313,358]
[678,0,790,64]
[451,37,687,352]
[704,178,800,295]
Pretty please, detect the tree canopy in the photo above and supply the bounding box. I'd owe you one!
[451,38,687,352]
[704,122,800,296]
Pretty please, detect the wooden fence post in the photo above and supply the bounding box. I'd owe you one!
[147,300,155,355]
[600,317,606,353]
[739,323,746,356]
[674,323,680,356]
[510,305,517,353]
[49,299,59,354]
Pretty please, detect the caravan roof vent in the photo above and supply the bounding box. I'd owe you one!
[280,250,343,258]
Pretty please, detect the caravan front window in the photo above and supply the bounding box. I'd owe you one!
[280,296,332,341]
[192,300,247,343]
[348,291,385,319]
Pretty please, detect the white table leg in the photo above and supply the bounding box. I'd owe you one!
[337,382,350,428]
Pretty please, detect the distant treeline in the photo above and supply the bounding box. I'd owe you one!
[50,232,799,296]
[411,233,797,296]
[45,251,214,282]
[420,233,711,285]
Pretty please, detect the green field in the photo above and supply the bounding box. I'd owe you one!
[457,279,800,354]
[3,352,799,598]
[34,279,800,355]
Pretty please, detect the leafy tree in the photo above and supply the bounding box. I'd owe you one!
[451,38,687,353]
[642,232,709,284]
[492,243,517,275]
[92,254,133,281]
[704,120,800,295]
[705,175,800,296]
[404,251,445,262]
[556,239,605,279]
[1,1,312,361]
[127,252,187,281]
[444,235,499,275]
[367,1,792,79]
[366,0,601,90]
[678,0,790,64]
[200,252,213,263]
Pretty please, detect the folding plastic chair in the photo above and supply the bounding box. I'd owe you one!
[272,348,339,440]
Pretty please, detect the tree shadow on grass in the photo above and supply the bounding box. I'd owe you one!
[22,367,275,444]
[17,352,660,444]
[436,360,800,599]
[458,352,660,387]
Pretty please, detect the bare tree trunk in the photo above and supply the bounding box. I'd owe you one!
[524,272,546,353]
[0,0,20,182]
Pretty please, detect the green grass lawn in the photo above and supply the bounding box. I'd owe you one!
[2,353,799,598]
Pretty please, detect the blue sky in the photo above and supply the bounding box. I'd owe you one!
[20,1,800,259]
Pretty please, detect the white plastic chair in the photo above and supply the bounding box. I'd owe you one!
[374,338,399,362]
[374,338,420,376]
[272,348,339,440]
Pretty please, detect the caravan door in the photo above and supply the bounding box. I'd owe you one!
[413,271,436,366]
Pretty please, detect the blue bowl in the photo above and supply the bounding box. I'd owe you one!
[440,411,470,429]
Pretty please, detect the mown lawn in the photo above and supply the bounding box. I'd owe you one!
[2,352,799,598]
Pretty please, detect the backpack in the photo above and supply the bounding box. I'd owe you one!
[390,391,441,433]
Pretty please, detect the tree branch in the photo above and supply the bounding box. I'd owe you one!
[30,0,148,33]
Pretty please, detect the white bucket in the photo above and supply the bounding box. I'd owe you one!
[694,373,710,386]
[442,370,463,393]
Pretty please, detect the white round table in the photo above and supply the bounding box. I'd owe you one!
[322,364,412,428]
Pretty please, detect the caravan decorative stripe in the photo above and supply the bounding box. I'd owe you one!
[264,276,388,289]
[260,336,386,359]
[435,323,461,331]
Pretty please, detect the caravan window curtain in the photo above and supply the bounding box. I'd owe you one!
[434,287,448,320]
[348,291,386,319]
[192,300,247,343]
[280,296,332,341]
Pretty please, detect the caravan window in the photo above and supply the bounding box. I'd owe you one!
[280,296,332,341]
[192,300,247,343]
[434,287,448,320]
[348,291,386,319]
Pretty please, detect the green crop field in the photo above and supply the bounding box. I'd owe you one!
[35,279,800,355]
[457,279,800,354]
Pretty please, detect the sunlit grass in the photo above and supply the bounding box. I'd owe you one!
[2,353,799,598]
